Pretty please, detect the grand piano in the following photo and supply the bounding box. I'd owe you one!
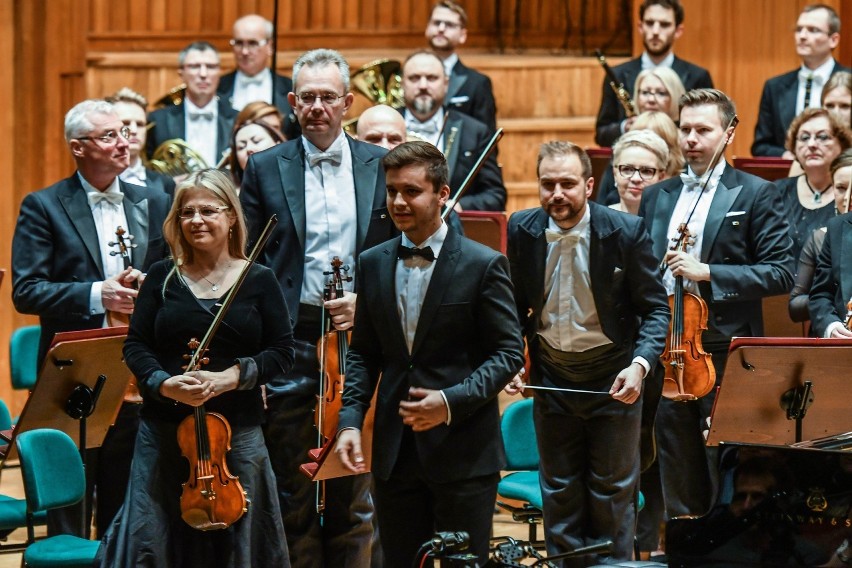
[665,338,852,567]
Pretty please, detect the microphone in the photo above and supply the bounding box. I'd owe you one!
[431,531,470,553]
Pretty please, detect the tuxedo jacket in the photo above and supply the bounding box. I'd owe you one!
[216,70,301,141]
[508,203,669,383]
[595,56,714,148]
[442,110,506,212]
[338,228,524,483]
[751,60,851,157]
[446,59,497,132]
[239,135,397,324]
[638,164,795,338]
[808,212,852,336]
[146,98,237,165]
[11,175,171,365]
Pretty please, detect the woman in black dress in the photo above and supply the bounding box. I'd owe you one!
[98,168,295,567]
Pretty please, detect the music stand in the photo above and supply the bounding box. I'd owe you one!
[1,327,131,464]
[707,337,852,447]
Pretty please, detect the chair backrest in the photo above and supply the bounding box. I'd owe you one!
[501,398,539,471]
[0,400,11,431]
[16,429,85,512]
[459,211,507,254]
[10,325,40,390]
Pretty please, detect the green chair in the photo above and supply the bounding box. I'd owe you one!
[0,400,47,553]
[497,397,544,542]
[16,429,100,567]
[10,326,41,391]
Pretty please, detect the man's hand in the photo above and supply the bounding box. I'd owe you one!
[399,387,448,432]
[159,374,214,406]
[324,291,357,331]
[609,362,644,405]
[102,267,139,313]
[504,370,526,396]
[335,429,366,473]
[665,250,711,282]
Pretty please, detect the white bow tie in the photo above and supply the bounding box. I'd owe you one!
[680,173,706,192]
[308,150,342,167]
[189,111,214,121]
[409,120,439,135]
[239,75,264,87]
[545,228,583,244]
[87,191,124,207]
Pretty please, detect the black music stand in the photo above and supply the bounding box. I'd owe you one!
[707,337,852,447]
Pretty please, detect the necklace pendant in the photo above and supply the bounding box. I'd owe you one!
[211,284,219,291]
[814,193,821,203]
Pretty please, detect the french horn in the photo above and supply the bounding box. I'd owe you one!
[345,59,405,136]
[148,139,209,177]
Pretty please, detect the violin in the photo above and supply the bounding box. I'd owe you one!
[659,224,716,401]
[844,298,852,330]
[106,226,137,327]
[315,257,352,441]
[174,215,277,530]
[176,338,247,530]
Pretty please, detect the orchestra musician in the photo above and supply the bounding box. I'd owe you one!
[336,141,524,566]
[638,88,795,518]
[97,169,294,567]
[506,141,669,565]
[356,104,408,151]
[11,99,171,536]
[595,0,713,148]
[240,48,395,568]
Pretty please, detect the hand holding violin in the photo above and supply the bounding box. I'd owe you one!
[665,250,710,282]
[324,291,357,331]
[160,365,240,406]
[187,366,240,396]
[102,266,140,313]
[335,429,366,474]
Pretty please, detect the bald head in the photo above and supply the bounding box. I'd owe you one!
[357,104,407,150]
[232,14,273,77]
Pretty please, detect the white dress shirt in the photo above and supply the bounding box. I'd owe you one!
[797,58,835,114]
[184,97,219,168]
[662,160,726,296]
[300,132,358,306]
[404,108,445,149]
[442,53,459,78]
[640,51,675,71]
[79,173,130,316]
[119,158,147,187]
[231,68,274,111]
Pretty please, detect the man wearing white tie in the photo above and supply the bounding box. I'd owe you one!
[146,42,237,168]
[506,141,669,565]
[11,99,170,538]
[400,50,506,212]
[639,88,794,520]
[752,4,849,157]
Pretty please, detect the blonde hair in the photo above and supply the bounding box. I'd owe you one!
[634,67,686,122]
[612,129,670,173]
[632,111,684,177]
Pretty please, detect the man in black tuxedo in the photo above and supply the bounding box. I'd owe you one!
[336,141,524,566]
[240,48,394,568]
[425,1,497,132]
[506,141,669,564]
[217,14,300,140]
[402,50,506,212]
[108,88,175,195]
[147,41,237,169]
[595,0,713,147]
[638,89,794,518]
[11,99,170,537]
[752,5,849,157]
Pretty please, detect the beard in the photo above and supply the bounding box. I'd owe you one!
[413,96,437,115]
[643,35,674,58]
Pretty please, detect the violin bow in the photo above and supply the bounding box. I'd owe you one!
[441,128,504,220]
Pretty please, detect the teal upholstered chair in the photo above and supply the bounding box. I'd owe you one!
[10,326,41,391]
[0,400,47,553]
[496,397,544,542]
[16,429,100,566]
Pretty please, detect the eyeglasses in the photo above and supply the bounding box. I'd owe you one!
[182,63,220,73]
[178,205,230,219]
[77,126,132,145]
[616,164,659,181]
[794,25,830,36]
[796,132,835,145]
[429,18,462,30]
[229,38,269,50]
[638,89,670,99]
[296,92,346,107]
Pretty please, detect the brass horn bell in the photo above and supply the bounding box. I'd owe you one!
[350,59,404,107]
[148,139,209,177]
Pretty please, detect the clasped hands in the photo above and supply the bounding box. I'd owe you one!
[159,364,240,407]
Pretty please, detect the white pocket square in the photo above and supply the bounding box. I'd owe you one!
[449,95,470,104]
[725,210,746,217]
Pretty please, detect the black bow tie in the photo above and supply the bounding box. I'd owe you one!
[398,245,435,262]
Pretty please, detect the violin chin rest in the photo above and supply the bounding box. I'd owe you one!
[181,508,229,531]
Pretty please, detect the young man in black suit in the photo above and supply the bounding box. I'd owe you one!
[240,48,395,568]
[595,0,713,147]
[752,4,849,157]
[638,88,794,518]
[506,141,669,564]
[217,14,300,140]
[336,141,524,566]
[401,50,506,212]
[425,0,497,132]
[147,41,237,168]
[12,98,170,537]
